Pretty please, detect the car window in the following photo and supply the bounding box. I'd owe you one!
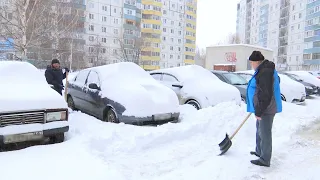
[150,73,162,81]
[162,74,178,82]
[213,73,226,82]
[87,70,100,86]
[74,70,89,85]
[223,73,248,85]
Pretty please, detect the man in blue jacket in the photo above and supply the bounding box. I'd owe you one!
[246,51,282,167]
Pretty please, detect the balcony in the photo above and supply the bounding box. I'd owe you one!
[280,0,290,8]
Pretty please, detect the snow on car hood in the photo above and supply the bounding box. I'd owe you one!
[278,74,306,102]
[92,62,180,117]
[287,71,320,87]
[180,78,241,108]
[0,61,68,112]
[99,79,180,117]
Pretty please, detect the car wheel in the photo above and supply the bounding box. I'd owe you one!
[49,133,65,144]
[186,100,201,110]
[104,108,119,123]
[67,95,77,110]
[281,94,286,101]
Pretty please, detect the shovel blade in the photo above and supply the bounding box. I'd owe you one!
[218,133,232,155]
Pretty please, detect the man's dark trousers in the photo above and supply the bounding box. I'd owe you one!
[255,114,275,166]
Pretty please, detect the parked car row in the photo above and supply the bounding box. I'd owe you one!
[2,60,320,147]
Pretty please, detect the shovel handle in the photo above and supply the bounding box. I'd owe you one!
[230,113,252,140]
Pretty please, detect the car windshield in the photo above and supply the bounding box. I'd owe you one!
[287,73,302,81]
[223,73,248,85]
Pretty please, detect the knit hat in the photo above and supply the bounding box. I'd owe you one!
[248,51,265,61]
[51,59,60,64]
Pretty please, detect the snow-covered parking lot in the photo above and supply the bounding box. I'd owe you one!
[1,96,320,180]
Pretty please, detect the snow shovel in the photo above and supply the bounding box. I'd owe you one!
[64,72,69,102]
[218,113,252,155]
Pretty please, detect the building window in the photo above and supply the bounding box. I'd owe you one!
[102,38,107,43]
[89,25,94,31]
[102,16,107,22]
[114,29,118,34]
[102,6,107,11]
[89,13,94,19]
[89,36,94,41]
[102,27,106,32]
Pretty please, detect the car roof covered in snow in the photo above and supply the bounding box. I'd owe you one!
[0,61,45,84]
[150,65,219,83]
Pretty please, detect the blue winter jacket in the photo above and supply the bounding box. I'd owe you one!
[246,60,282,117]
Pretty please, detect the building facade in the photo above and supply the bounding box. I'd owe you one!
[84,0,197,70]
[236,0,320,70]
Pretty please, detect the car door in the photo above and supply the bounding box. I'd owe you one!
[69,69,90,111]
[161,73,182,100]
[84,70,104,118]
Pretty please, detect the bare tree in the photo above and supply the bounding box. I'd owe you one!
[115,36,147,64]
[226,33,241,44]
[195,46,206,67]
[0,0,55,59]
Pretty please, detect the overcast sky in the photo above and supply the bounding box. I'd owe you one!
[196,0,239,49]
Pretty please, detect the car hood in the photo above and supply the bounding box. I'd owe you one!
[100,82,180,117]
[180,79,241,108]
[0,83,68,113]
[233,84,247,97]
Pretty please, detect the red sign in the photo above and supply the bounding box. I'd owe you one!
[225,52,237,62]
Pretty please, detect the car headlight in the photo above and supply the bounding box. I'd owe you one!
[46,111,67,122]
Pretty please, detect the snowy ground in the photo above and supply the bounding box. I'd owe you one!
[1,97,320,180]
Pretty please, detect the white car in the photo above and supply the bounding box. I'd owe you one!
[308,71,320,79]
[0,61,69,145]
[236,70,306,104]
[149,65,241,110]
[286,71,320,87]
[67,62,180,125]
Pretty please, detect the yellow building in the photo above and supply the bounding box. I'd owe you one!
[140,0,197,70]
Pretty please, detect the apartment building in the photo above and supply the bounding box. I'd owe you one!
[236,0,320,70]
[84,0,197,70]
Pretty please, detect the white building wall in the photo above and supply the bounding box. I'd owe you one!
[160,0,185,68]
[84,0,124,66]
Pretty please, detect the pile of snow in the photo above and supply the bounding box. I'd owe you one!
[1,97,320,179]
[152,65,241,108]
[72,62,180,117]
[0,61,67,112]
[287,71,320,87]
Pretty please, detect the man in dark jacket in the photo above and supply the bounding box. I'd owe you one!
[45,59,69,95]
[246,51,282,167]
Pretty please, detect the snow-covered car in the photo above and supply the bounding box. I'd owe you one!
[211,70,248,102]
[236,70,306,104]
[280,72,318,96]
[0,61,69,145]
[149,65,241,110]
[67,62,180,125]
[286,71,320,87]
[308,71,320,79]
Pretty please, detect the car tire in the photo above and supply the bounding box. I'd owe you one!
[104,108,119,123]
[67,95,77,110]
[185,100,201,110]
[49,133,65,144]
[281,94,286,101]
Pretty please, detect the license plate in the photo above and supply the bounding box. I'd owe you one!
[153,113,172,121]
[4,131,43,144]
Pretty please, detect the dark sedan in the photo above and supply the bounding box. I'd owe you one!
[211,70,248,102]
[280,72,318,96]
[66,62,180,125]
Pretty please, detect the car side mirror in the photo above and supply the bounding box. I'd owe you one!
[88,83,100,90]
[172,83,183,88]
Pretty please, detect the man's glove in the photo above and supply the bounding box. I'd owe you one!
[64,67,70,73]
